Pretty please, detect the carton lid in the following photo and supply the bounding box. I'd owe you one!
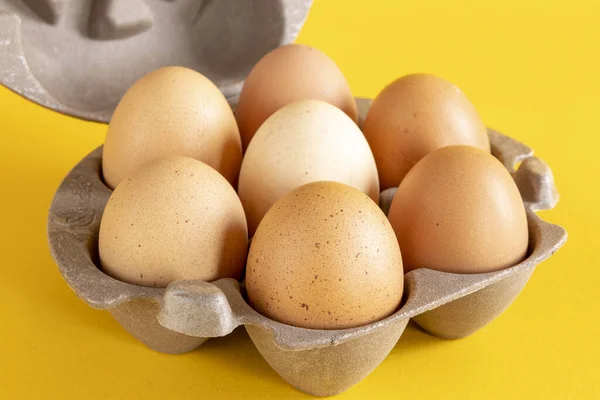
[0,0,313,122]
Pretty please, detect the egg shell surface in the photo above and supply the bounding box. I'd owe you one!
[238,100,379,236]
[102,66,242,189]
[362,73,490,189]
[99,156,248,287]
[388,145,528,274]
[246,181,404,330]
[235,44,357,149]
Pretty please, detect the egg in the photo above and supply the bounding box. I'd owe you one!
[102,66,242,189]
[388,145,528,274]
[235,44,357,149]
[246,181,404,330]
[362,73,490,190]
[98,156,248,287]
[238,100,379,236]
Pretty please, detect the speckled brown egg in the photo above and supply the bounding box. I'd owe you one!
[362,73,490,190]
[246,181,404,330]
[99,156,248,287]
[238,100,379,236]
[388,145,528,274]
[235,44,357,149]
[102,66,242,189]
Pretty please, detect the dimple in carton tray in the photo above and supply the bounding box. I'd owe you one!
[47,98,567,397]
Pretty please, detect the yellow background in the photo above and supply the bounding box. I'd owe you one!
[0,0,598,398]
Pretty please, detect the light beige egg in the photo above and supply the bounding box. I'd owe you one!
[102,66,242,189]
[388,145,528,274]
[246,181,404,330]
[99,156,248,287]
[363,73,490,190]
[235,44,357,149]
[238,100,379,236]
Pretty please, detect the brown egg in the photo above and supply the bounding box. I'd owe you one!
[99,156,248,287]
[362,73,490,190]
[388,146,528,274]
[238,100,379,236]
[102,66,242,189]
[235,44,357,149]
[246,181,403,330]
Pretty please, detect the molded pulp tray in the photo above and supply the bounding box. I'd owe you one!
[47,98,567,396]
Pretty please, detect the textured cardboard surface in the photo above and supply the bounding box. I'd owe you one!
[413,266,535,339]
[246,321,407,397]
[110,299,207,355]
[47,98,567,396]
[0,0,312,122]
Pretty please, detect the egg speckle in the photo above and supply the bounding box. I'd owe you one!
[246,181,403,330]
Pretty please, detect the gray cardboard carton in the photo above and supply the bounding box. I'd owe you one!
[0,0,312,121]
[47,98,566,396]
[0,2,566,395]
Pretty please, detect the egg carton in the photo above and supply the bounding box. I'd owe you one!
[0,0,312,122]
[47,98,566,397]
